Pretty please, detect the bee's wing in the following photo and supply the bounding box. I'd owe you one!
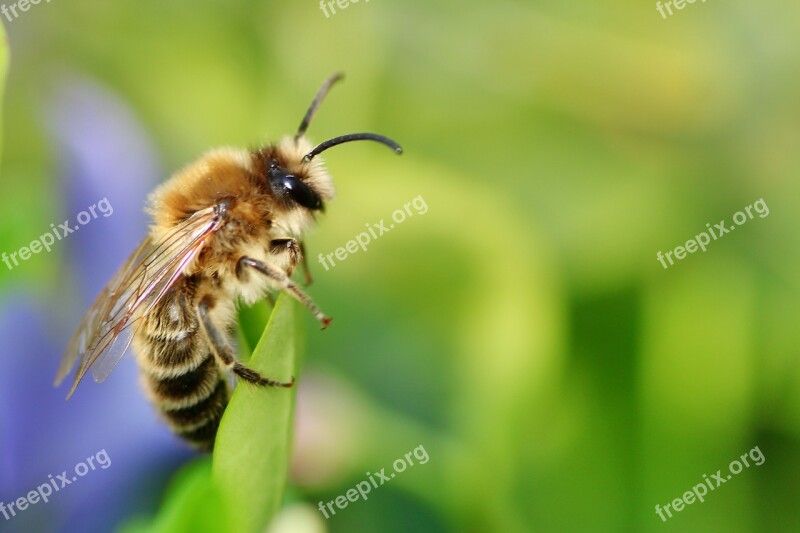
[55,206,224,399]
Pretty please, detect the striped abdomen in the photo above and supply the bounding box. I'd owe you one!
[133,281,230,451]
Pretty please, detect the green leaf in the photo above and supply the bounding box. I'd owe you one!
[237,298,273,353]
[117,459,227,533]
[212,293,300,532]
[117,296,301,533]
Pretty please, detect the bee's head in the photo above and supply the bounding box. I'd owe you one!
[255,73,402,215]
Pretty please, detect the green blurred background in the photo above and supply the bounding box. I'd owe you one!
[2,0,800,531]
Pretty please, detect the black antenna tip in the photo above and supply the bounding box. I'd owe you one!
[303,133,403,162]
[296,73,346,139]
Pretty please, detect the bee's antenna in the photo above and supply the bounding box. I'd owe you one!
[303,133,403,162]
[296,72,345,140]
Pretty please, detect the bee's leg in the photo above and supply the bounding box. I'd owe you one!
[266,239,299,304]
[237,256,332,329]
[269,238,301,274]
[268,238,313,285]
[197,295,294,387]
[299,241,313,285]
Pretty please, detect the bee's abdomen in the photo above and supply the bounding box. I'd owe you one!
[132,277,232,451]
[136,329,230,452]
[147,355,229,451]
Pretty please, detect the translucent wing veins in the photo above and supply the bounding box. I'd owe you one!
[56,206,224,399]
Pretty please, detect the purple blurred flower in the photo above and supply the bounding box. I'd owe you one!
[0,77,194,532]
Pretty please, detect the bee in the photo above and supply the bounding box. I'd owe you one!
[55,73,402,451]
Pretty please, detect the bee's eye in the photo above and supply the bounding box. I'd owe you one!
[277,175,321,210]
